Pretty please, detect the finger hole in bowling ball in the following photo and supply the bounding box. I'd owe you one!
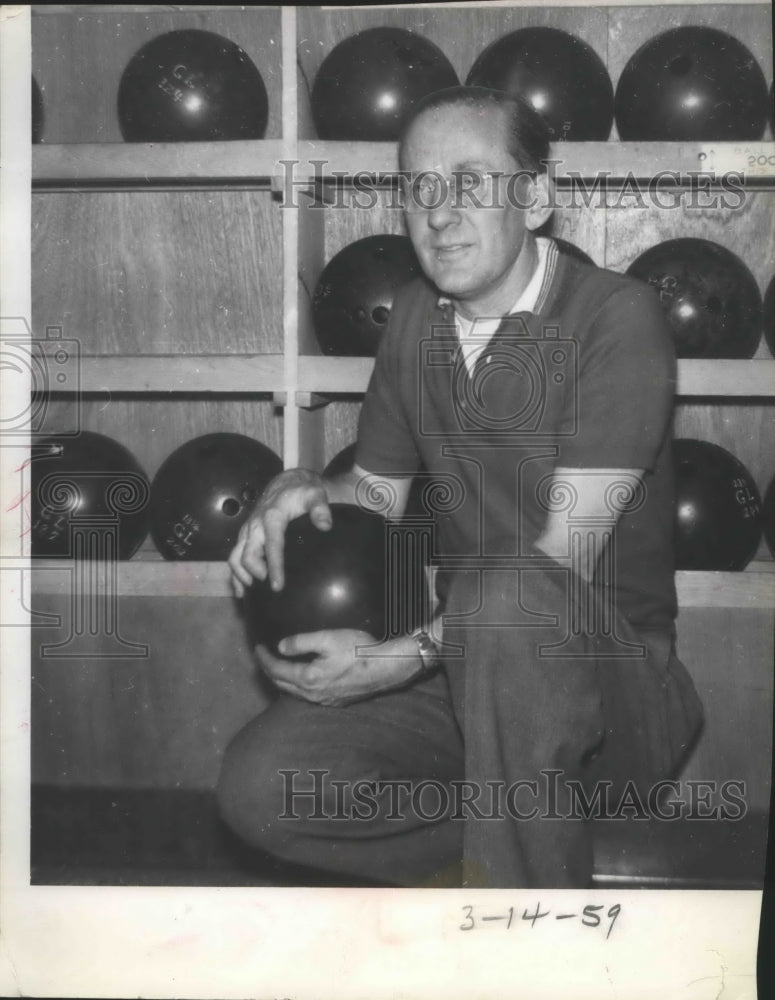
[372,306,390,325]
[221,498,241,517]
[669,55,693,76]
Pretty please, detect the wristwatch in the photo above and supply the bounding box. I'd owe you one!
[410,627,439,675]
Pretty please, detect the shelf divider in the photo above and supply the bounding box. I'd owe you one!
[26,559,775,605]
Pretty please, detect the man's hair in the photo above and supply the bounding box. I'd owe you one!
[400,85,551,175]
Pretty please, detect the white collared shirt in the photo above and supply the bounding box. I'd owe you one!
[442,237,552,376]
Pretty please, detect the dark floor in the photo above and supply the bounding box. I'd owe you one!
[31,785,770,889]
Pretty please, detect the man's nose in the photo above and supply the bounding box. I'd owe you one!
[426,198,460,230]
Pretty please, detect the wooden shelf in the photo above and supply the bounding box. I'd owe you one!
[41,355,772,397]
[32,140,285,191]
[32,141,775,189]
[296,356,775,398]
[49,354,285,394]
[298,141,775,183]
[26,559,775,605]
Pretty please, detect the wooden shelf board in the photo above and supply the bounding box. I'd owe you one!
[33,141,775,188]
[299,141,775,183]
[33,141,285,189]
[26,560,775,606]
[297,356,373,394]
[297,357,775,398]
[26,352,775,397]
[49,354,285,393]
[676,360,775,397]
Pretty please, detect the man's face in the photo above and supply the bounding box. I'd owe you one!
[401,103,544,314]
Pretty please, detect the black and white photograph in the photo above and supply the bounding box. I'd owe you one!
[0,1,773,996]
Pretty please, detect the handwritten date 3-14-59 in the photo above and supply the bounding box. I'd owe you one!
[460,902,621,939]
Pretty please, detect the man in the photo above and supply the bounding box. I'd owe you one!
[220,87,703,888]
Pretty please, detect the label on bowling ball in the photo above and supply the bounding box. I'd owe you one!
[165,511,201,557]
[32,507,68,543]
[700,144,775,178]
[732,477,761,519]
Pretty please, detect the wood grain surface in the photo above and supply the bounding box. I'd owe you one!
[31,7,282,143]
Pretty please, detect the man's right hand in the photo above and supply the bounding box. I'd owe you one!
[228,468,332,598]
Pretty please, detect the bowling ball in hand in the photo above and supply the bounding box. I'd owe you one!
[466,27,614,140]
[246,503,428,652]
[763,276,775,357]
[313,235,422,356]
[762,474,775,559]
[31,432,150,559]
[311,27,459,141]
[149,433,282,560]
[614,27,768,140]
[118,29,269,142]
[673,439,762,571]
[627,238,762,359]
[32,76,44,143]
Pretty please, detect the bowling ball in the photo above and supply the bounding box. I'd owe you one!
[149,433,282,560]
[31,432,150,559]
[673,439,762,571]
[311,27,459,141]
[323,443,357,478]
[465,27,614,141]
[246,503,427,651]
[553,237,594,266]
[627,238,762,359]
[615,27,768,141]
[313,235,422,356]
[32,76,44,143]
[764,275,775,357]
[762,474,775,558]
[118,29,268,142]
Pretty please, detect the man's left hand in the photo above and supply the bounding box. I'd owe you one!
[255,629,424,707]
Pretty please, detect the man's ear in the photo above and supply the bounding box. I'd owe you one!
[525,172,554,232]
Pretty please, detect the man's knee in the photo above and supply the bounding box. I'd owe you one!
[217,713,295,855]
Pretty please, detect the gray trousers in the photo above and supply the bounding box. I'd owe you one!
[218,567,703,887]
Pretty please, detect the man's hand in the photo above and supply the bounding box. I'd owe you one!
[255,629,425,707]
[229,468,332,597]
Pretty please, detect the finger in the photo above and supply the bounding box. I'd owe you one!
[256,645,309,683]
[278,631,332,657]
[308,499,333,531]
[228,538,253,595]
[239,519,268,583]
[262,507,288,591]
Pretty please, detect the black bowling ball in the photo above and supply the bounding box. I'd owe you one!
[615,27,768,141]
[31,432,150,559]
[149,433,282,560]
[118,29,268,142]
[313,235,422,356]
[323,443,358,478]
[673,439,762,571]
[246,503,427,651]
[466,27,614,140]
[32,76,44,143]
[762,474,775,558]
[763,275,775,357]
[311,27,459,141]
[627,238,762,359]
